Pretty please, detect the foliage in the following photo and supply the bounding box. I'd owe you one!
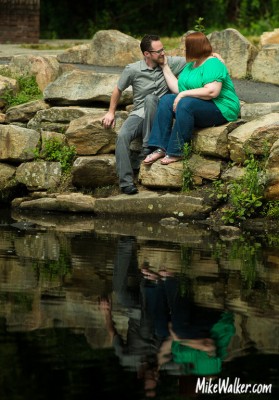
[34,138,76,173]
[194,17,206,33]
[33,247,72,282]
[210,179,228,202]
[40,0,279,39]
[216,155,266,224]
[262,201,279,218]
[222,236,263,292]
[181,142,193,192]
[223,156,265,224]
[1,71,42,109]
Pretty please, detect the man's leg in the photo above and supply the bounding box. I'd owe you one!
[115,115,143,192]
[142,94,159,151]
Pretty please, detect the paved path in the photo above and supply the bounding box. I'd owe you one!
[1,42,278,104]
[232,79,279,104]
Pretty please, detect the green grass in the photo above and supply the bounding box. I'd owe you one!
[20,31,260,53]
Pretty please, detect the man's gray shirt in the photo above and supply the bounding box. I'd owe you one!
[117,56,186,118]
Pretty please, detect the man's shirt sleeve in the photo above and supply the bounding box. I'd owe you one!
[117,64,134,91]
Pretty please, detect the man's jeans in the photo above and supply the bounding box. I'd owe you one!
[148,94,227,156]
[116,94,158,188]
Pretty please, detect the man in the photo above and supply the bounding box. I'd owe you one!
[102,34,186,195]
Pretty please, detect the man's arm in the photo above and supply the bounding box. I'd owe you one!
[99,297,117,342]
[102,86,122,129]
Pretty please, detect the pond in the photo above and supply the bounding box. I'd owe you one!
[0,207,278,399]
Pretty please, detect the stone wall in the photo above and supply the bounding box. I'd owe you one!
[0,0,40,44]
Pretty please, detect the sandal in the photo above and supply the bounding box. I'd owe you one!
[143,149,165,165]
[160,155,183,165]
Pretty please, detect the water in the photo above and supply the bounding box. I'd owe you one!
[0,207,278,399]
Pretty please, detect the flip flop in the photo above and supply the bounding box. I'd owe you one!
[160,155,183,165]
[143,149,165,165]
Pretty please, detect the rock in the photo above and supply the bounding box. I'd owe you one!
[0,124,40,162]
[8,55,61,90]
[86,30,142,67]
[260,28,279,46]
[16,161,62,190]
[6,99,50,123]
[72,155,118,188]
[65,112,127,155]
[251,45,279,85]
[228,113,279,163]
[207,28,258,79]
[43,70,133,106]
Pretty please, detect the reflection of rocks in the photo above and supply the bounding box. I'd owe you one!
[0,222,278,351]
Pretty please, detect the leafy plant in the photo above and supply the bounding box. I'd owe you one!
[194,17,206,33]
[33,247,72,282]
[221,155,265,224]
[262,201,279,219]
[210,179,228,202]
[1,70,42,108]
[37,138,76,173]
[226,237,262,291]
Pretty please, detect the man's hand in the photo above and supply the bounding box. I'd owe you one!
[212,52,225,64]
[102,111,116,129]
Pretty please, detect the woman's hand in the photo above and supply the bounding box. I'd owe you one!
[173,93,183,112]
[158,54,168,67]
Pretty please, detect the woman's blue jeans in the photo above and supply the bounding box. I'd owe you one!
[148,94,227,156]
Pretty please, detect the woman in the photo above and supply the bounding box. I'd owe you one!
[143,31,240,165]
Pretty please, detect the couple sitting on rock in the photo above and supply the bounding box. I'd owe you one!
[102,32,240,195]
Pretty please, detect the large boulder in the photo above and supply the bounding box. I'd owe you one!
[228,113,279,163]
[251,45,279,85]
[86,30,142,67]
[7,55,61,91]
[207,28,258,79]
[43,70,132,106]
[0,125,40,162]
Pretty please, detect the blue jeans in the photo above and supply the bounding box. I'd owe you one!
[148,94,227,156]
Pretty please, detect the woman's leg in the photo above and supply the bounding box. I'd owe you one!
[166,98,227,156]
[148,94,176,151]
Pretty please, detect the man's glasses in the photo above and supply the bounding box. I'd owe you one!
[148,48,165,54]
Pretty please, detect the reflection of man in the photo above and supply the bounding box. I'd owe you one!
[102,34,186,195]
[99,236,161,397]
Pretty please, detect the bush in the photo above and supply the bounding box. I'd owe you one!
[1,71,42,109]
[34,138,76,173]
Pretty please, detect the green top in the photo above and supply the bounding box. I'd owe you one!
[171,311,235,376]
[178,58,240,121]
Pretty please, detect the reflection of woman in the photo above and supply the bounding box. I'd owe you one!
[170,311,236,377]
[142,268,235,378]
[143,31,240,165]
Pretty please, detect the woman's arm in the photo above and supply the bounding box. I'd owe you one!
[173,81,222,111]
[160,55,179,94]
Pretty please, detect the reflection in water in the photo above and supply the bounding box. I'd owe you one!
[0,208,278,399]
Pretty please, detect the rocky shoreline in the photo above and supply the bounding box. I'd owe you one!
[0,29,279,233]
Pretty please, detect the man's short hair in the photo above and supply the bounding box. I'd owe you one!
[140,34,160,53]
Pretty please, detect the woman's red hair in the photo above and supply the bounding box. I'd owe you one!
[185,31,213,60]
